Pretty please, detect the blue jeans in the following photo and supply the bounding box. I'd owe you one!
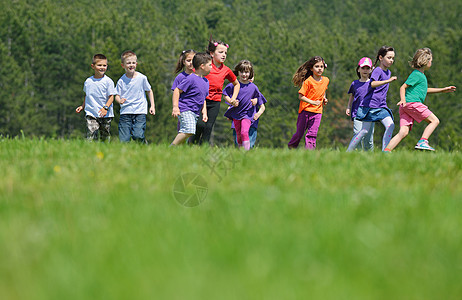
[118,114,146,142]
[232,127,258,148]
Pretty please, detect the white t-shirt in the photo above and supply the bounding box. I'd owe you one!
[116,72,152,115]
[83,75,116,118]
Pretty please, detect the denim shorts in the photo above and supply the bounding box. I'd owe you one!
[356,106,394,122]
[178,110,199,134]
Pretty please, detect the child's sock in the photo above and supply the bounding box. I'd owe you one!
[243,140,250,150]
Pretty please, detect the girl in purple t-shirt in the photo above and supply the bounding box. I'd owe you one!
[223,60,265,150]
[347,46,397,152]
[346,57,375,151]
[171,50,196,91]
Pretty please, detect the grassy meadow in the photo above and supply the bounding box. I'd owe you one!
[1,138,461,300]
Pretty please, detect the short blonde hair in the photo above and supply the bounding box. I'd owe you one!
[410,48,432,69]
[121,50,137,63]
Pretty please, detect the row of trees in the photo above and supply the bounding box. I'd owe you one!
[1,0,461,149]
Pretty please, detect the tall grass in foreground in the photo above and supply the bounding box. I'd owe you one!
[1,138,461,300]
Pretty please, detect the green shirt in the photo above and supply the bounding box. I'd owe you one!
[405,69,428,103]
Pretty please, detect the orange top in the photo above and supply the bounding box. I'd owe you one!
[298,76,329,114]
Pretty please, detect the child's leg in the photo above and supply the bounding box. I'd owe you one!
[249,127,257,148]
[85,116,99,140]
[363,122,374,151]
[380,116,394,151]
[118,114,132,142]
[232,128,238,147]
[347,121,373,151]
[305,112,322,150]
[99,117,113,142]
[420,113,440,140]
[240,119,252,150]
[171,133,193,145]
[385,125,410,151]
[202,100,221,144]
[132,114,147,143]
[352,119,363,151]
[233,120,243,146]
[288,111,309,148]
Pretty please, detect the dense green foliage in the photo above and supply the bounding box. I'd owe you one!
[1,139,462,299]
[1,0,461,149]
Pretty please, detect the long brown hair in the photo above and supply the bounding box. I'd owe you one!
[292,56,326,87]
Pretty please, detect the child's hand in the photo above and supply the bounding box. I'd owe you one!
[172,107,180,118]
[397,99,406,107]
[232,100,239,107]
[311,100,322,106]
[390,76,398,82]
[254,113,262,120]
[119,98,127,104]
[98,107,108,117]
[202,113,208,123]
[75,106,83,113]
[346,108,351,116]
[323,98,328,105]
[443,86,457,93]
[251,98,258,106]
[149,106,156,115]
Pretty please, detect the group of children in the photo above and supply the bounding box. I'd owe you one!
[77,42,456,152]
[76,51,155,143]
[288,46,456,152]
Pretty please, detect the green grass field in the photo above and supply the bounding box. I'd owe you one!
[1,138,461,300]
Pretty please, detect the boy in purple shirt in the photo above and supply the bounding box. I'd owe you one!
[171,53,212,145]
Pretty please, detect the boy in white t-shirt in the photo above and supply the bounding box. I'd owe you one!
[76,53,117,141]
[115,51,156,143]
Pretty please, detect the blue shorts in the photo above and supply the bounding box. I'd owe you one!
[355,106,394,122]
[178,110,199,134]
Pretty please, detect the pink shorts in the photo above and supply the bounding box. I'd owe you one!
[399,102,432,129]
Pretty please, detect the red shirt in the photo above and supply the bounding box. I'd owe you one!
[205,63,237,102]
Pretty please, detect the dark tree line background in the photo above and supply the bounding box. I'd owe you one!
[1,0,461,149]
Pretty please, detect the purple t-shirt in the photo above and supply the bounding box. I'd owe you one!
[360,67,391,108]
[223,82,262,120]
[348,79,370,120]
[177,74,209,115]
[171,71,189,91]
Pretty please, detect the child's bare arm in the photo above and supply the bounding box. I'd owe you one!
[427,86,456,94]
[299,93,321,106]
[370,76,397,88]
[98,95,114,117]
[254,103,266,120]
[346,94,353,116]
[148,90,156,115]
[397,83,408,106]
[202,100,208,122]
[230,80,240,102]
[76,97,85,113]
[172,88,181,117]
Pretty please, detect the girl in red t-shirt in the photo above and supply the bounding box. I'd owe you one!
[190,38,240,145]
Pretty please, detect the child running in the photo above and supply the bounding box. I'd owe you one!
[171,53,212,145]
[346,57,375,151]
[288,56,329,150]
[76,53,117,141]
[223,60,266,150]
[347,46,397,152]
[384,48,456,152]
[190,38,240,145]
[230,75,267,148]
[172,50,196,132]
[115,50,156,143]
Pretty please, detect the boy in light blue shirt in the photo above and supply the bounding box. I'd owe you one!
[115,50,156,143]
[76,53,116,141]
